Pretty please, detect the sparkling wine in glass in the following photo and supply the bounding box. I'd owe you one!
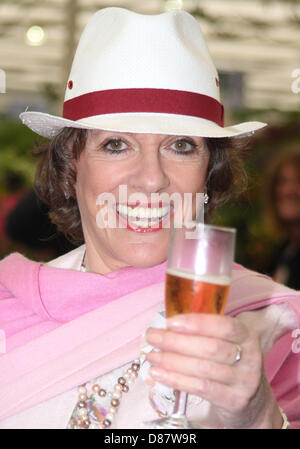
[145,223,236,429]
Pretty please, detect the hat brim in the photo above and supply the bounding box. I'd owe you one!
[20,111,266,139]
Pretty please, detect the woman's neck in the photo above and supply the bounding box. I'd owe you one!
[83,241,128,275]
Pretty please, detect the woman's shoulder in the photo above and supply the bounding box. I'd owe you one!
[229,264,299,357]
[229,262,300,315]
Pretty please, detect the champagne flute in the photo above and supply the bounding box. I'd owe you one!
[145,222,236,429]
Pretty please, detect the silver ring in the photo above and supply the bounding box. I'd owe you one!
[234,344,242,364]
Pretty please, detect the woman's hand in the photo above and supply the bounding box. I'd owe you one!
[145,313,283,429]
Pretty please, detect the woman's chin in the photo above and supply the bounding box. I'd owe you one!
[106,226,170,268]
[116,246,167,269]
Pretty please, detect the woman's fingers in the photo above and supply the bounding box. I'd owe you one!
[146,329,242,365]
[166,313,249,343]
[147,345,262,390]
[147,350,237,385]
[145,314,263,400]
[145,314,269,428]
[147,366,258,415]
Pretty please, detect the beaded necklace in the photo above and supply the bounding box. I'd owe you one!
[70,360,142,429]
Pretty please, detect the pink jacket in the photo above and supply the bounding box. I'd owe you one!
[0,247,300,428]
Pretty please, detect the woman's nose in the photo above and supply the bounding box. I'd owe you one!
[128,150,169,194]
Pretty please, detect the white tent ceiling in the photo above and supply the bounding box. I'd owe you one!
[0,0,299,116]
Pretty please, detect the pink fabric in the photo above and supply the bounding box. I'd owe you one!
[0,253,166,351]
[0,253,167,422]
[0,253,300,427]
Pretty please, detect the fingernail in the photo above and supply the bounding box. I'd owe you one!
[167,317,187,331]
[149,367,166,382]
[146,351,162,363]
[146,329,163,346]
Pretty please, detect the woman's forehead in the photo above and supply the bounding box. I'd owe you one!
[87,129,205,141]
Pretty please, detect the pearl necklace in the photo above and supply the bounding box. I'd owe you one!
[70,360,141,429]
[69,250,142,429]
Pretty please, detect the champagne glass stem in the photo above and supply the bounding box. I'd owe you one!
[157,390,191,428]
[143,389,191,429]
[171,390,188,417]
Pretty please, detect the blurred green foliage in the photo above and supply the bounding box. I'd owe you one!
[0,119,46,259]
[0,119,45,193]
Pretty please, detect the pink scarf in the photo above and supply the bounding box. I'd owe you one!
[0,253,300,427]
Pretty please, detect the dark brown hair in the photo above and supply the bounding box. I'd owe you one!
[32,128,248,244]
[266,149,300,232]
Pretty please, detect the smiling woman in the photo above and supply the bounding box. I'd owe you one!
[1,7,300,430]
[32,128,246,252]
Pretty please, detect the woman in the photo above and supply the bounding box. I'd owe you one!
[264,150,300,290]
[0,7,299,429]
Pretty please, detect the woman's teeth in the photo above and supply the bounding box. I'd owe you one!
[116,205,170,227]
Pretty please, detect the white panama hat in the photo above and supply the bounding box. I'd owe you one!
[20,7,266,139]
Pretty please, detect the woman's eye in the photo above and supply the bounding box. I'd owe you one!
[170,139,196,153]
[103,139,128,152]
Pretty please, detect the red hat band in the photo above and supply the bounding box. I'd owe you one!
[63,88,225,127]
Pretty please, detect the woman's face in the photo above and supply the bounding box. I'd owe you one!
[74,131,209,273]
[275,163,300,223]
